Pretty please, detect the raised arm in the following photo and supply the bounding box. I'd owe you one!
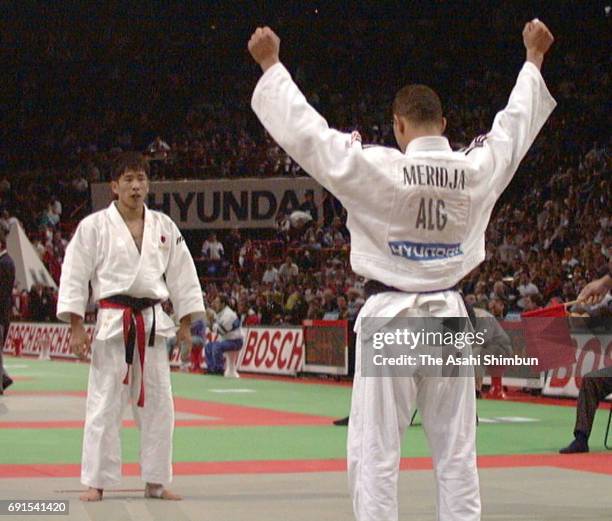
[248,27,367,201]
[466,19,556,198]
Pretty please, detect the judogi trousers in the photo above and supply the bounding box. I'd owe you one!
[348,296,481,521]
[81,334,174,488]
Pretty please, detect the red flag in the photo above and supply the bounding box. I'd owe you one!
[521,303,568,318]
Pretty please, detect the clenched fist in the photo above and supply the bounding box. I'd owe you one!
[248,26,280,72]
[523,19,554,68]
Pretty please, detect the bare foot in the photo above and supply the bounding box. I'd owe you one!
[79,488,103,502]
[144,483,182,500]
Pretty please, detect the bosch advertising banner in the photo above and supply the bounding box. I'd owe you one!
[3,322,95,359]
[543,333,612,398]
[238,326,304,376]
[4,323,305,376]
[91,178,324,229]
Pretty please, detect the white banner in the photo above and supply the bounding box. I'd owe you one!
[3,323,306,376]
[91,178,324,229]
[3,322,94,359]
[543,334,612,398]
[238,326,304,376]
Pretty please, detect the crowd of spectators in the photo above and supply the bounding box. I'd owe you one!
[1,4,610,326]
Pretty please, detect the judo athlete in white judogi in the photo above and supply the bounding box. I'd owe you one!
[248,21,555,521]
[57,153,205,502]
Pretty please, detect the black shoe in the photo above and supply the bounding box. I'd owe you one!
[1,374,12,391]
[333,416,349,426]
[559,438,589,454]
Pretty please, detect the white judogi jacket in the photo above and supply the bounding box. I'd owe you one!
[57,202,205,340]
[252,62,556,319]
[211,305,243,342]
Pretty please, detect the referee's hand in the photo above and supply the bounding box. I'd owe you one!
[248,26,281,73]
[577,275,612,306]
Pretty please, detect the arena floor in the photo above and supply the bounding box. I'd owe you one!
[1,357,611,520]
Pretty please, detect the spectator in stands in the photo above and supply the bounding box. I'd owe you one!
[278,256,299,285]
[237,239,261,281]
[50,196,62,219]
[0,210,10,235]
[72,174,89,194]
[262,263,278,285]
[306,295,324,320]
[517,272,540,309]
[238,300,261,326]
[299,191,319,222]
[52,230,68,260]
[201,233,225,261]
[321,189,343,227]
[28,284,55,322]
[205,294,243,377]
[147,136,171,160]
[336,296,349,320]
[42,243,62,284]
[297,249,316,271]
[0,230,15,394]
[522,293,544,312]
[561,246,580,270]
[40,202,60,228]
[224,228,242,265]
[201,232,225,275]
[284,283,306,323]
[487,297,506,320]
[275,211,291,242]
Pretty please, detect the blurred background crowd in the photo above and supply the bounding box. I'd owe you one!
[1,2,609,325]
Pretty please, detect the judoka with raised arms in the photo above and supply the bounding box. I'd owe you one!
[248,20,555,521]
[57,152,205,501]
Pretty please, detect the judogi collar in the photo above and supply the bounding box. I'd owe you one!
[107,201,154,263]
[405,136,452,155]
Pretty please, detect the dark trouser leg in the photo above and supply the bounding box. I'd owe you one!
[575,367,612,439]
[0,324,5,392]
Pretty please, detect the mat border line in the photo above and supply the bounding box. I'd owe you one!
[1,454,610,479]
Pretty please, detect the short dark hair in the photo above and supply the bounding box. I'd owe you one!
[110,152,150,181]
[392,84,443,125]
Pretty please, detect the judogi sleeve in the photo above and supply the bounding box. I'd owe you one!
[57,220,97,322]
[165,222,205,322]
[251,63,373,205]
[465,62,556,200]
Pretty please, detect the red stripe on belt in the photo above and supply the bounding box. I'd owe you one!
[99,300,147,407]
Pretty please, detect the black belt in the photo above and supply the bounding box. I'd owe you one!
[98,295,161,408]
[364,280,458,299]
[364,280,473,331]
[99,295,160,366]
